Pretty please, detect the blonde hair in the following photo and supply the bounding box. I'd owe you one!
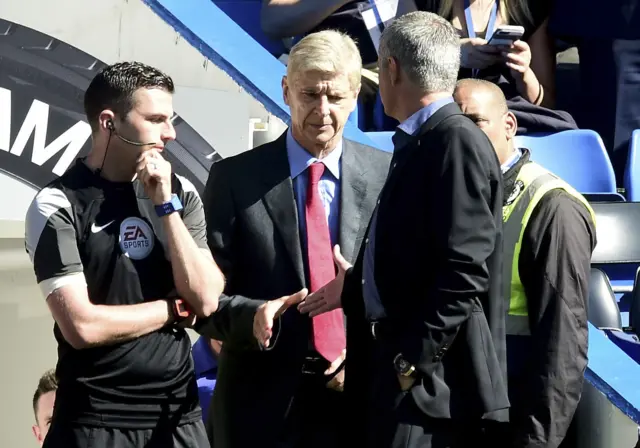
[287,30,362,91]
[438,0,534,29]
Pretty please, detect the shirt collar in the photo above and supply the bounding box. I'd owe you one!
[501,147,523,173]
[286,129,342,180]
[393,97,454,150]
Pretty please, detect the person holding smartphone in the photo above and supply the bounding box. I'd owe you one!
[416,0,556,108]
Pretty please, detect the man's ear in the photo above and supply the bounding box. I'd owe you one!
[32,424,42,443]
[98,110,116,133]
[505,111,518,139]
[388,57,400,87]
[282,76,290,106]
[348,83,361,113]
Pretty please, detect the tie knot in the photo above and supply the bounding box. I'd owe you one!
[308,162,325,184]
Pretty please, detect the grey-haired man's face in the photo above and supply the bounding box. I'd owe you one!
[283,70,358,151]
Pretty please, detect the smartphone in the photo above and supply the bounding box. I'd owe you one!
[487,25,525,46]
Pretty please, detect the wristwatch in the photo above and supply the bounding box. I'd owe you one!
[170,298,193,322]
[393,353,416,377]
[155,194,183,217]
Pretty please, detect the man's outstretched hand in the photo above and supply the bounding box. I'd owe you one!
[298,245,352,317]
[253,289,308,348]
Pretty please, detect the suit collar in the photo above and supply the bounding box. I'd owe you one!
[339,140,368,263]
[417,101,464,137]
[286,130,342,180]
[393,100,461,151]
[260,133,306,286]
[379,102,465,203]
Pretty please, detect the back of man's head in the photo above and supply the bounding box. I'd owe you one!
[32,369,58,445]
[287,30,362,91]
[379,11,460,94]
[32,369,57,420]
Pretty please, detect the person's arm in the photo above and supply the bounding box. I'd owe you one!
[193,159,270,347]
[260,0,353,37]
[162,175,224,317]
[524,18,556,108]
[46,284,173,350]
[399,126,499,374]
[515,191,595,448]
[24,187,173,350]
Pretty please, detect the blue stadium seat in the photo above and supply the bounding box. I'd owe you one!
[589,268,622,330]
[591,202,640,327]
[365,131,394,153]
[213,0,287,57]
[583,192,626,202]
[624,129,640,201]
[514,130,617,193]
[603,329,640,364]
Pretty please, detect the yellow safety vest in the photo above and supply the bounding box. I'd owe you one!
[502,162,596,336]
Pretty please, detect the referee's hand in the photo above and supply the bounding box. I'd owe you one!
[136,149,172,206]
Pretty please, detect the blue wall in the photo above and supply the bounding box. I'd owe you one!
[141,0,374,147]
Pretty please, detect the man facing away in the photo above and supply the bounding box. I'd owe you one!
[32,369,57,446]
[24,61,224,447]
[299,11,509,448]
[194,30,391,448]
[454,78,596,448]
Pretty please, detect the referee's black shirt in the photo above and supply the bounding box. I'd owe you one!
[25,159,208,429]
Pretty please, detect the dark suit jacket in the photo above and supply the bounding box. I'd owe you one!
[195,132,391,448]
[342,102,510,422]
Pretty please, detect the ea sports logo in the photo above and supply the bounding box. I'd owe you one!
[119,217,155,260]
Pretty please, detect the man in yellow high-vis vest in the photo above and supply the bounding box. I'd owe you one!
[454,79,597,448]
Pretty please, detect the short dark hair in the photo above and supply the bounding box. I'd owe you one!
[83,61,175,129]
[32,369,58,422]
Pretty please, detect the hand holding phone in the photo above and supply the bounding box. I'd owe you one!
[487,25,525,46]
[502,39,532,77]
[460,37,502,70]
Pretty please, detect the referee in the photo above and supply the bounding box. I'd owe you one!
[24,62,224,447]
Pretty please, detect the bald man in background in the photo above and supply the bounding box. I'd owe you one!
[454,79,596,448]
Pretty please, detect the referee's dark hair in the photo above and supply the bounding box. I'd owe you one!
[32,369,58,422]
[84,61,175,130]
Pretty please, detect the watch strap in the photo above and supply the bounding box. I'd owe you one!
[155,194,183,217]
[172,298,193,322]
[393,353,416,377]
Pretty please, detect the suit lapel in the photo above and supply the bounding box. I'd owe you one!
[339,140,368,264]
[260,135,306,286]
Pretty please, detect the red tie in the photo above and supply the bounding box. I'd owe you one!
[305,162,346,362]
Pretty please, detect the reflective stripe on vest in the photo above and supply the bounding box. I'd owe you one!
[502,162,596,336]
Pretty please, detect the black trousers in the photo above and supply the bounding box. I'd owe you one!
[43,420,208,448]
[278,357,348,448]
[361,335,503,448]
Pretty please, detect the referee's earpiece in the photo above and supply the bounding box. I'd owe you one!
[107,119,115,132]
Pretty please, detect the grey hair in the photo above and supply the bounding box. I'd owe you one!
[287,30,362,91]
[379,11,460,94]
